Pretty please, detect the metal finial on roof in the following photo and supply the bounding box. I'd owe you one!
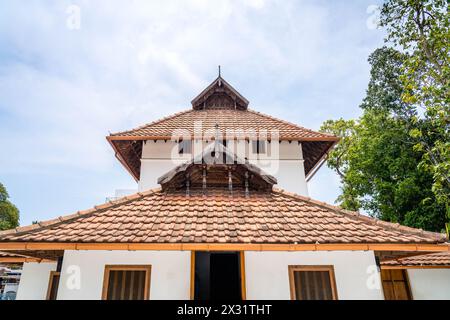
[218,65,221,77]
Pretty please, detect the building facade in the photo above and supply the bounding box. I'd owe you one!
[0,76,449,300]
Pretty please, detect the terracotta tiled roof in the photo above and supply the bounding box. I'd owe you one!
[110,109,338,141]
[382,252,450,267]
[0,251,55,262]
[107,109,338,180]
[0,188,445,244]
[0,252,25,258]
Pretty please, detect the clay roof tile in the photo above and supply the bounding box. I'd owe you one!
[0,187,447,245]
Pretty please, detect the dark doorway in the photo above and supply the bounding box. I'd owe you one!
[194,252,242,300]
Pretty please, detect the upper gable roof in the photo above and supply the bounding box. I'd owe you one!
[191,76,249,110]
[107,75,340,180]
[0,187,446,245]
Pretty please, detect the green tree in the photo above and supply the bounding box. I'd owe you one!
[380,0,450,205]
[321,47,447,232]
[0,183,20,230]
[320,118,360,211]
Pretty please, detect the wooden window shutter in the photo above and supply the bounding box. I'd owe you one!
[289,266,338,300]
[381,269,412,300]
[102,265,151,300]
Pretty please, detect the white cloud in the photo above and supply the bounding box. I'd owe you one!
[244,0,266,9]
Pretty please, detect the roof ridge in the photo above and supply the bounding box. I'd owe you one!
[0,188,162,237]
[247,109,337,139]
[109,109,193,137]
[272,187,447,242]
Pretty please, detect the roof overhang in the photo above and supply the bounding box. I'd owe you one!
[0,251,55,263]
[0,242,447,267]
[2,242,447,265]
[0,242,448,253]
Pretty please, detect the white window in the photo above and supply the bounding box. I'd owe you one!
[178,140,192,155]
[252,140,266,154]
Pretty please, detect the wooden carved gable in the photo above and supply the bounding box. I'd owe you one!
[191,76,249,110]
[157,144,276,193]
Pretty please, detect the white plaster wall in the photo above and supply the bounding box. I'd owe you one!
[407,268,450,300]
[57,250,190,300]
[142,140,304,161]
[139,140,309,196]
[273,160,308,196]
[16,262,57,300]
[139,159,186,191]
[245,251,383,300]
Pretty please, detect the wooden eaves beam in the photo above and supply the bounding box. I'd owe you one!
[0,243,448,252]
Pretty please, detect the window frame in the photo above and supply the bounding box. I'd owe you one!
[288,265,338,300]
[46,271,61,300]
[101,265,152,300]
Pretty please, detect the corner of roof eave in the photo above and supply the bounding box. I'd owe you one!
[105,136,140,182]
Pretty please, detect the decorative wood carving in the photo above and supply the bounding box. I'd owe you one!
[157,144,277,193]
[191,76,249,110]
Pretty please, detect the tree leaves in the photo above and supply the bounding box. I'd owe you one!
[320,0,449,231]
[380,0,450,205]
[320,47,447,232]
[0,183,19,230]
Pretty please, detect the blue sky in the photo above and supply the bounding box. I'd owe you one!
[0,0,384,226]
